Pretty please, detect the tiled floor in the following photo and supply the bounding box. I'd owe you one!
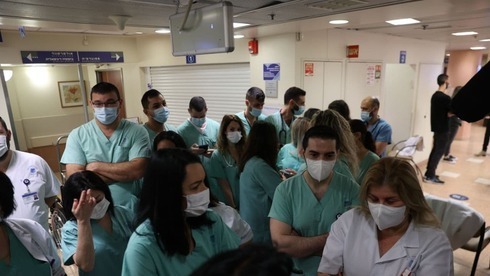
[418,123,490,275]
[58,123,490,276]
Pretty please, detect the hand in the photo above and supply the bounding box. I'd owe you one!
[190,144,206,155]
[72,189,96,222]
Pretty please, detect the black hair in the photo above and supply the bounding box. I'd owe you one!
[239,121,278,172]
[0,172,15,218]
[303,108,320,120]
[141,89,163,109]
[246,87,265,102]
[328,100,351,121]
[153,130,187,151]
[283,86,306,105]
[350,119,376,153]
[90,82,121,100]
[62,171,114,221]
[437,74,449,86]
[191,244,293,276]
[0,117,8,132]
[302,126,340,151]
[189,96,207,112]
[136,148,213,256]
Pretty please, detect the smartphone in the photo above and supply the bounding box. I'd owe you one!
[280,169,294,179]
[198,145,209,151]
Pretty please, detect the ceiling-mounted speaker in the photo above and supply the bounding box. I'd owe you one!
[109,15,131,31]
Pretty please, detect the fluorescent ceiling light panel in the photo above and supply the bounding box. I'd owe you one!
[234,34,244,39]
[155,28,170,34]
[479,39,490,42]
[386,18,420,26]
[329,20,349,25]
[233,23,250,28]
[470,46,486,50]
[452,31,478,36]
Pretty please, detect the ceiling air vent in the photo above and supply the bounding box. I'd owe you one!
[309,0,369,11]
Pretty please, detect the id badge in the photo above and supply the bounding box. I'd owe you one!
[22,192,39,204]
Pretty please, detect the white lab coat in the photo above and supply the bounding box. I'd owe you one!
[318,208,454,276]
[5,218,64,276]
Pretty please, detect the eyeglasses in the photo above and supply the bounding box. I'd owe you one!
[92,100,119,108]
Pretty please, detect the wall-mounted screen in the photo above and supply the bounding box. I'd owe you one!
[170,1,234,56]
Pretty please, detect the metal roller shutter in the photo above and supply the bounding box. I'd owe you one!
[149,63,250,127]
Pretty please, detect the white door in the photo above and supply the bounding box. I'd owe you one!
[303,61,343,110]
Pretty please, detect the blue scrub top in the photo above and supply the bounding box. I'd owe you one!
[143,123,177,148]
[265,111,295,145]
[277,143,304,171]
[367,118,392,157]
[235,111,267,135]
[208,149,241,208]
[239,156,281,245]
[122,211,240,276]
[61,206,134,276]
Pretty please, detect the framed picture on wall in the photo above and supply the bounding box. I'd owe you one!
[58,81,85,108]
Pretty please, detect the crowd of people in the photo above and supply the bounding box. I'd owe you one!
[0,80,457,275]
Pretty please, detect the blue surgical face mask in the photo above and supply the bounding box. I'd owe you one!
[250,107,262,117]
[293,103,305,116]
[153,106,169,123]
[361,111,372,122]
[190,117,206,127]
[94,107,118,125]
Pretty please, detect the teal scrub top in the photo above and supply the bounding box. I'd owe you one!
[239,156,281,245]
[357,151,380,184]
[122,211,240,276]
[61,120,151,209]
[277,143,304,171]
[235,111,267,135]
[61,206,134,276]
[269,173,360,276]
[265,111,294,145]
[143,123,177,147]
[208,149,240,208]
[177,118,220,150]
[0,225,51,276]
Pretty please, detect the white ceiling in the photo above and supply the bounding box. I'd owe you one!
[0,0,489,51]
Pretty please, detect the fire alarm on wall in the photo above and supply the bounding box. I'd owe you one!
[248,39,258,55]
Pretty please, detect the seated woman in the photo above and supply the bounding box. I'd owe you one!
[277,117,309,173]
[122,148,239,275]
[349,119,380,184]
[239,121,282,245]
[208,115,247,209]
[318,157,453,275]
[0,172,63,275]
[61,170,134,275]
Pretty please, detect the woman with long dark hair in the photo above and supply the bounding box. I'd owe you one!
[122,148,239,275]
[239,121,282,245]
[61,170,133,275]
[349,119,380,184]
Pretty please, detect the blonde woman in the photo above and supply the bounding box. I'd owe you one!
[310,109,359,182]
[277,117,310,173]
[318,157,453,275]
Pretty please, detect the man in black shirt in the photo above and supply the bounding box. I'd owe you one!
[424,74,452,184]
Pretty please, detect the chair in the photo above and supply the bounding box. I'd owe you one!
[425,194,489,276]
[54,135,68,184]
[389,135,424,178]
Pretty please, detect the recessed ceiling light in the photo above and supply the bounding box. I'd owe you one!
[234,34,244,39]
[233,23,250,28]
[155,28,170,34]
[479,38,490,42]
[1,64,12,67]
[452,31,478,36]
[386,18,420,26]
[329,20,349,25]
[470,46,486,50]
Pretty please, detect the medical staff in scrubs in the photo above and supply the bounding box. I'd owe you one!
[239,121,282,245]
[265,87,306,146]
[141,89,177,144]
[122,148,239,275]
[318,157,453,275]
[61,82,151,210]
[236,87,267,135]
[208,115,246,209]
[350,119,380,184]
[310,109,359,182]
[61,171,133,276]
[269,126,359,276]
[0,172,64,276]
[277,117,309,172]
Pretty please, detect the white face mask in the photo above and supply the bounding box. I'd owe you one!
[306,158,335,182]
[226,131,242,144]
[0,135,8,157]
[90,197,110,220]
[368,202,407,230]
[184,189,210,217]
